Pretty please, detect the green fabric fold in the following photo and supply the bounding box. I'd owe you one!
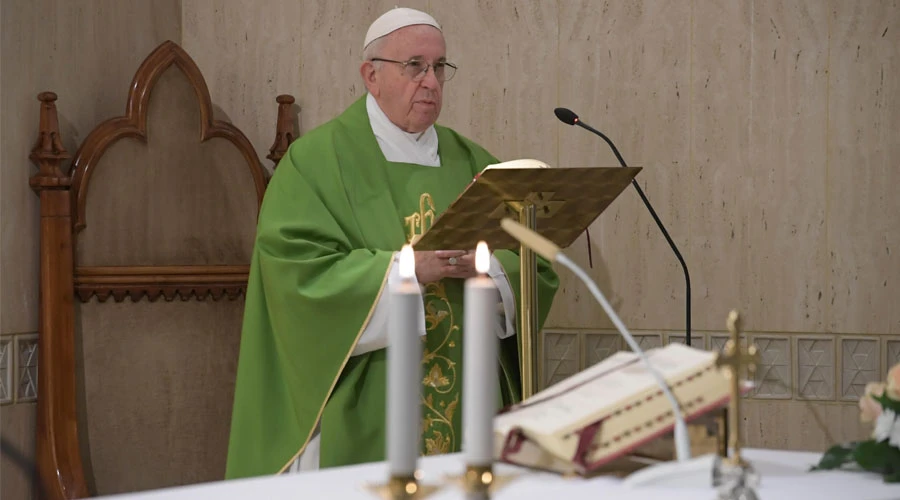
[226,96,558,479]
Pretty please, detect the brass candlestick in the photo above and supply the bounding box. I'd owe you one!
[464,464,494,500]
[445,463,519,499]
[365,473,441,500]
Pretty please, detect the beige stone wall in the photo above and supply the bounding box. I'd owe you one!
[181,0,899,452]
[1,2,897,496]
[0,1,181,498]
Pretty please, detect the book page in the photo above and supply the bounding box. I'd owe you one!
[483,158,551,170]
[503,350,638,408]
[495,344,717,437]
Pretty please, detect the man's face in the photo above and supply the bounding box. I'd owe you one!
[361,25,446,134]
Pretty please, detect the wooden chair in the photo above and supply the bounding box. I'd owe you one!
[29,40,297,499]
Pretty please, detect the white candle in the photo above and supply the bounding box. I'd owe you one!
[463,241,500,466]
[387,244,422,477]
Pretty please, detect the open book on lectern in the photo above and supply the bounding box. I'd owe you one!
[492,343,731,476]
[410,159,641,251]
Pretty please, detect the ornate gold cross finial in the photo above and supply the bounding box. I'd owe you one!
[715,310,760,467]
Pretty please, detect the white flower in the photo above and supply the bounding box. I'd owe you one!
[890,418,900,448]
[873,409,896,442]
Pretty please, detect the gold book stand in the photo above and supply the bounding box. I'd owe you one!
[414,166,641,399]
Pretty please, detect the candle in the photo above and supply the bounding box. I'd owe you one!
[387,244,422,477]
[463,241,500,466]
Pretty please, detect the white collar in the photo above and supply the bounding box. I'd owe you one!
[366,93,440,167]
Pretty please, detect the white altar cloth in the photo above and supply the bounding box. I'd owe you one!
[99,449,900,500]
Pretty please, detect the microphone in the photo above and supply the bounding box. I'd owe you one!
[554,107,692,346]
[500,218,692,462]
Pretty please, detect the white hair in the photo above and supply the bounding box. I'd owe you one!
[362,36,389,64]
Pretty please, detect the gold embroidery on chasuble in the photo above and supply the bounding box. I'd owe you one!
[403,193,461,456]
[403,193,436,243]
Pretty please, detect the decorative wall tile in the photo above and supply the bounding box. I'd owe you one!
[840,338,879,401]
[749,336,791,399]
[667,334,686,345]
[711,334,752,350]
[884,337,900,376]
[667,333,705,349]
[709,334,730,354]
[796,337,835,400]
[630,334,662,352]
[544,332,579,387]
[692,334,707,350]
[584,334,620,367]
[16,335,38,402]
[0,337,11,405]
[710,334,751,389]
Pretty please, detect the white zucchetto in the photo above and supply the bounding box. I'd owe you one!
[363,7,441,50]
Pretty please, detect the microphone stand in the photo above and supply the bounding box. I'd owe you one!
[572,118,692,347]
[499,218,692,462]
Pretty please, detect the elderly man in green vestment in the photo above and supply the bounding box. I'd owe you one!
[226,7,559,479]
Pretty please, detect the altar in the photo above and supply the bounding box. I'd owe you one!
[99,449,897,500]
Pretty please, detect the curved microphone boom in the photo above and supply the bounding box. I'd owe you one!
[500,218,692,462]
[555,107,692,346]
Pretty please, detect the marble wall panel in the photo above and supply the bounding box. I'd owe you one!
[745,1,829,332]
[182,0,431,169]
[742,399,869,451]
[2,4,181,498]
[428,1,559,163]
[689,0,754,331]
[555,0,692,332]
[826,1,900,335]
[1,0,181,334]
[0,403,37,500]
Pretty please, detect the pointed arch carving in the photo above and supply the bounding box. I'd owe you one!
[69,40,269,232]
[30,40,299,499]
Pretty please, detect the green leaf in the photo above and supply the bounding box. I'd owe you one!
[873,393,900,414]
[885,470,900,483]
[812,443,857,471]
[853,440,893,473]
[885,445,900,474]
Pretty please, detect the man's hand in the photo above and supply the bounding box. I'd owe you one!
[414,250,477,283]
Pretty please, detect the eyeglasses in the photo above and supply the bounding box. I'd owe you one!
[369,57,458,82]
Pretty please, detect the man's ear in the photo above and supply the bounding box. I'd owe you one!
[360,62,379,96]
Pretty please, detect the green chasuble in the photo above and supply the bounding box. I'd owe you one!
[226,95,559,479]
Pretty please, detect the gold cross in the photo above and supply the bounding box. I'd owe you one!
[715,310,760,467]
